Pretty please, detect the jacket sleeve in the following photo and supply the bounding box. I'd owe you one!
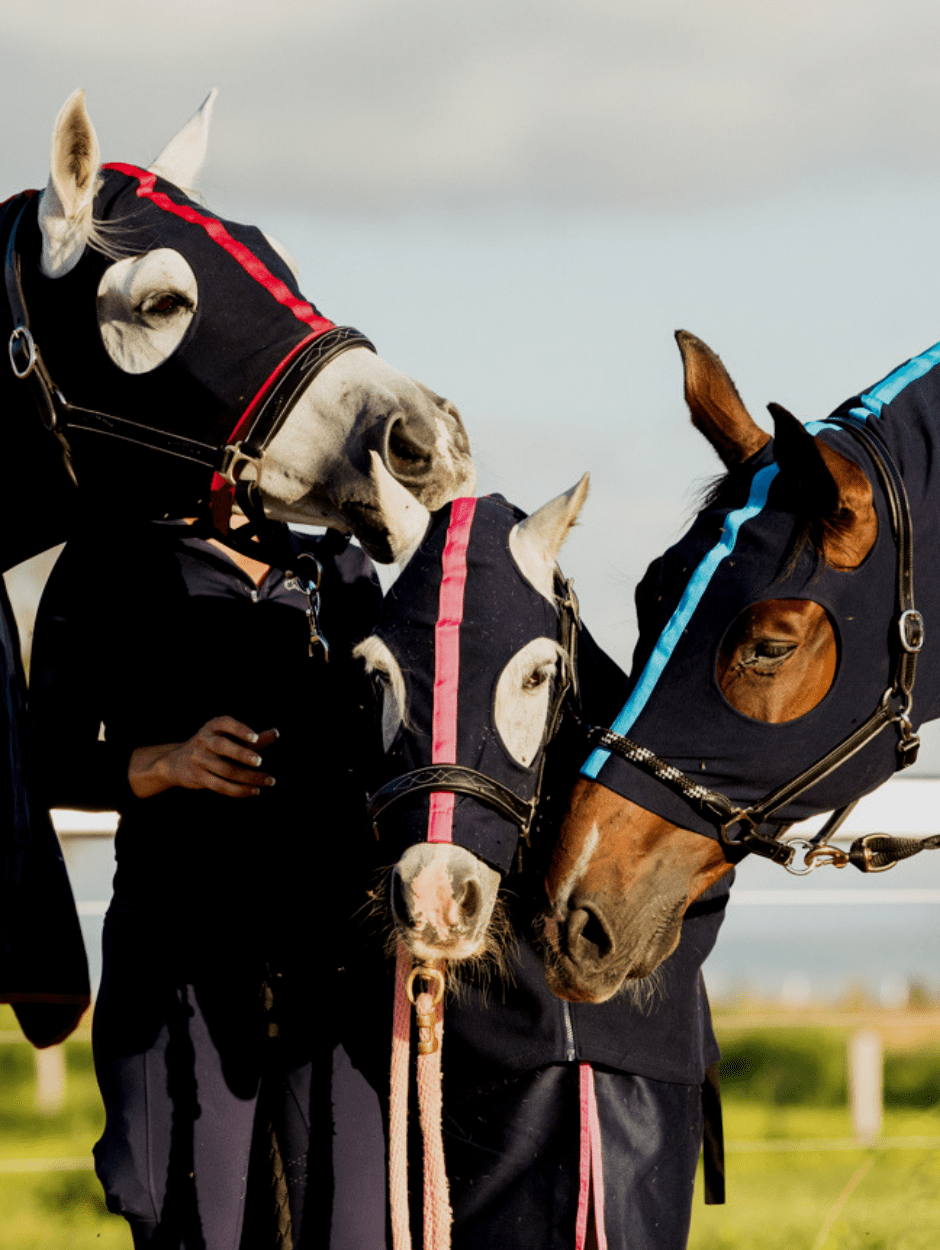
[27,540,135,812]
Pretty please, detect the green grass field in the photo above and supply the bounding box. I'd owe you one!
[0,1008,128,1249]
[689,1103,940,1250]
[1,1005,939,1248]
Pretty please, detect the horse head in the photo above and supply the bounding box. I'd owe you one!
[542,328,939,1004]
[358,479,618,963]
[2,90,474,564]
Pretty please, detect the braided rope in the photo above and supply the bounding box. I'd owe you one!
[262,975,293,1250]
[391,945,413,1250]
[591,729,733,814]
[390,944,453,1250]
[268,1122,293,1250]
[416,986,450,1250]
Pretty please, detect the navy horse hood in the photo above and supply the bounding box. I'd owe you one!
[373,496,561,874]
[17,165,342,509]
[584,340,940,840]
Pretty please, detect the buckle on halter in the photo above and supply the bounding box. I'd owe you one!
[560,577,581,629]
[899,609,925,653]
[9,325,36,379]
[218,442,263,487]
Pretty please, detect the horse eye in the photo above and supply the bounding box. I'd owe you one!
[139,291,190,318]
[740,639,796,673]
[522,664,552,692]
[756,641,795,661]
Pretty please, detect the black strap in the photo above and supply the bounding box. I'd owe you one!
[366,765,536,835]
[701,1060,725,1206]
[236,326,376,457]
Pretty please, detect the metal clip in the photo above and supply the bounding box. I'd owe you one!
[405,963,446,1056]
[850,833,898,874]
[804,843,849,870]
[781,838,819,875]
[285,553,330,660]
[9,325,36,379]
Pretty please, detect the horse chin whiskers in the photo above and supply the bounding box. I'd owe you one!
[435,896,517,1006]
[372,876,515,1000]
[616,964,664,1013]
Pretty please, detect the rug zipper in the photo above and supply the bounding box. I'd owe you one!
[563,1001,576,1062]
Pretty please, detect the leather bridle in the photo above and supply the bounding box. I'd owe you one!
[589,419,940,874]
[3,193,374,497]
[366,573,584,851]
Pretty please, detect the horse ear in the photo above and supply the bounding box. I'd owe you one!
[148,89,217,192]
[509,474,590,601]
[676,330,770,467]
[769,402,877,569]
[38,89,101,278]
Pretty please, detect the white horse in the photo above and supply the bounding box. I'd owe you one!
[358,478,592,960]
[20,89,475,563]
[0,89,476,1052]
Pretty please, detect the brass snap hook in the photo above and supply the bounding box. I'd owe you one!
[406,963,446,1056]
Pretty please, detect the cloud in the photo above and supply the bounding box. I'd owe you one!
[3,0,940,214]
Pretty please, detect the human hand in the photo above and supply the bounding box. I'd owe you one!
[128,717,279,799]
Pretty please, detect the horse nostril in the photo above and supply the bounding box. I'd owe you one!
[567,904,613,962]
[390,870,415,929]
[386,415,434,483]
[455,877,481,925]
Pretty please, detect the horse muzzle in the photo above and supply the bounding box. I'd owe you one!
[391,843,501,961]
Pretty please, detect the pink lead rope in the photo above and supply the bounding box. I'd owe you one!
[390,943,451,1250]
[390,497,606,1247]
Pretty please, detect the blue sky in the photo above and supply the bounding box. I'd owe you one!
[6,0,940,690]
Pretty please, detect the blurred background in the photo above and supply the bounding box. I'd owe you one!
[1,2,939,1246]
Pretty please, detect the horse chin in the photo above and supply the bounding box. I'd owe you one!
[540,895,685,1005]
[400,929,490,964]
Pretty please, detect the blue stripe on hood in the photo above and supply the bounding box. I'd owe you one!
[582,338,940,785]
[583,462,779,779]
[848,340,940,422]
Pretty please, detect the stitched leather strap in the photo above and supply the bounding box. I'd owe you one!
[367,765,536,836]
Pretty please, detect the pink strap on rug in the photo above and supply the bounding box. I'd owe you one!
[576,1064,608,1250]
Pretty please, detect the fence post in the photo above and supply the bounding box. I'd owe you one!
[848,1028,883,1144]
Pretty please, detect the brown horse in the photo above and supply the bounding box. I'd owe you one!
[543,328,938,1004]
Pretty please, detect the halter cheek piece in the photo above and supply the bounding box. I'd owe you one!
[366,574,583,853]
[3,194,374,503]
[590,419,940,874]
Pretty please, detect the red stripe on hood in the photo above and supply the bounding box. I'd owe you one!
[428,497,477,843]
[103,164,334,336]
